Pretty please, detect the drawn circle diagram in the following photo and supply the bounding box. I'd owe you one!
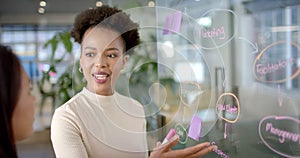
[193,9,239,50]
[216,93,240,123]
[253,41,300,83]
[179,81,203,107]
[175,123,189,144]
[125,60,173,118]
[258,116,300,158]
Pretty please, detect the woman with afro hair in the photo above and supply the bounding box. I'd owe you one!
[51,5,217,158]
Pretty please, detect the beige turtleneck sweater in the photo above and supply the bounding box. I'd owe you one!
[51,87,148,158]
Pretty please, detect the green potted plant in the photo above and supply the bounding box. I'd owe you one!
[39,31,84,115]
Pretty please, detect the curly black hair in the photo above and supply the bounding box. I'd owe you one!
[71,5,140,55]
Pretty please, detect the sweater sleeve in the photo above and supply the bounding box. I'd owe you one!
[51,107,88,158]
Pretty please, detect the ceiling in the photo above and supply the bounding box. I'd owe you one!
[0,0,150,24]
[0,0,100,15]
[0,0,153,15]
[2,0,300,25]
[2,0,300,15]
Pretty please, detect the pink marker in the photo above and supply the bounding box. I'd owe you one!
[162,128,176,144]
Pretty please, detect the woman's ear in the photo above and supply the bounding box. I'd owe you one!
[79,56,84,73]
[122,54,130,64]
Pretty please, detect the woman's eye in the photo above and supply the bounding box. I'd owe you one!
[107,54,117,58]
[85,52,96,57]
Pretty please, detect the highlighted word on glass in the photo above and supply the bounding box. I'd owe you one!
[193,9,238,49]
[258,115,300,158]
[211,142,230,158]
[188,115,202,141]
[199,26,225,40]
[163,11,182,35]
[175,123,188,144]
[253,41,300,83]
[216,93,240,123]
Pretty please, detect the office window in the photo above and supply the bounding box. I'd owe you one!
[254,6,300,89]
[0,25,72,80]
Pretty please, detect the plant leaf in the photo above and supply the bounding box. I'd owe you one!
[59,32,72,53]
[44,36,59,64]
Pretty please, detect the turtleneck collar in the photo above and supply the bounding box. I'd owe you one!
[81,87,119,108]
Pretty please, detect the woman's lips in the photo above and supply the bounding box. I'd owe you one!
[92,72,110,83]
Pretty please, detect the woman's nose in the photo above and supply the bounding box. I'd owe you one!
[96,56,108,68]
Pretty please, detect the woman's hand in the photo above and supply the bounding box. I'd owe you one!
[149,135,217,158]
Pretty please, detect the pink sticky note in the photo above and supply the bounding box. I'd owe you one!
[163,15,172,35]
[188,115,202,141]
[163,11,183,35]
[170,11,182,33]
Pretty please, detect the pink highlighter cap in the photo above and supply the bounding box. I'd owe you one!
[165,128,176,140]
[162,128,176,144]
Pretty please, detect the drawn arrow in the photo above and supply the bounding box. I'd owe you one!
[278,85,283,107]
[238,37,258,55]
[224,123,227,139]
